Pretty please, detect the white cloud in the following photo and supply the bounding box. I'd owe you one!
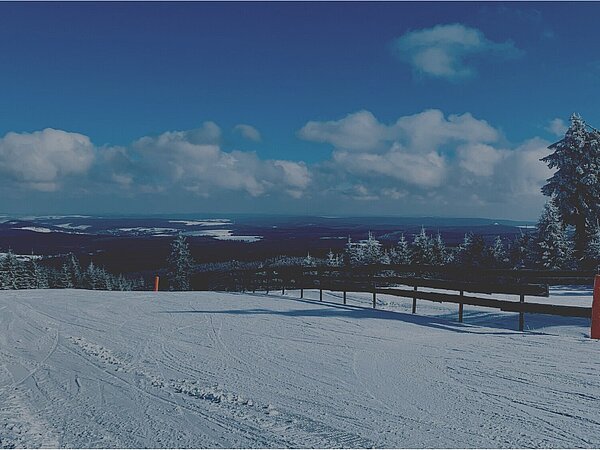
[128,125,309,198]
[546,118,568,137]
[0,128,95,191]
[299,109,498,153]
[234,124,262,142]
[301,109,553,216]
[392,23,522,79]
[333,145,447,188]
[298,110,388,151]
[457,143,504,177]
[0,123,310,201]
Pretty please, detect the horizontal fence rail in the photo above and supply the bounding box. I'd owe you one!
[193,264,593,331]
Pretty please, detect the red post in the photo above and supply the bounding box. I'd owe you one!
[592,275,600,339]
[154,276,160,292]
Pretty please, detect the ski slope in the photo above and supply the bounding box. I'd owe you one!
[0,288,598,448]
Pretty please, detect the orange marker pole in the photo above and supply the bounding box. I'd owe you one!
[592,275,600,339]
[154,276,160,292]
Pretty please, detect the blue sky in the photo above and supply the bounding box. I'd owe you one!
[1,2,599,219]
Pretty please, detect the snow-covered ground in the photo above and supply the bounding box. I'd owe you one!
[0,288,598,448]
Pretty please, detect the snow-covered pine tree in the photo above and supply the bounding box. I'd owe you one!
[411,227,433,265]
[362,232,383,265]
[389,234,411,265]
[541,113,600,258]
[344,237,363,266]
[302,252,316,267]
[535,198,573,269]
[0,254,9,289]
[167,234,195,291]
[1,250,26,289]
[326,250,341,267]
[489,236,509,268]
[509,231,536,269]
[95,268,112,290]
[83,262,103,290]
[380,249,391,265]
[457,233,486,267]
[430,233,448,266]
[583,222,600,270]
[26,259,49,289]
[65,253,83,288]
[59,264,74,288]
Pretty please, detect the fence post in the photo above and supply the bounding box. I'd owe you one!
[519,294,525,331]
[412,285,417,313]
[458,290,464,322]
[592,275,600,339]
[343,291,347,305]
[371,268,376,309]
[319,266,323,301]
[154,276,160,292]
[300,288,304,299]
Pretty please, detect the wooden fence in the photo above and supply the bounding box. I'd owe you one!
[202,264,593,332]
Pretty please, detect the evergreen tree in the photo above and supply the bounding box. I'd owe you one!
[489,236,509,268]
[536,198,573,269]
[1,250,26,289]
[344,238,363,266]
[583,222,600,270]
[430,233,448,266]
[457,233,486,267]
[380,249,391,265]
[65,253,83,288]
[389,234,411,265]
[26,259,49,289]
[326,250,341,267]
[509,231,536,269]
[362,232,383,265]
[411,227,433,265]
[0,255,9,290]
[302,252,316,267]
[167,234,195,291]
[83,262,103,289]
[59,264,74,288]
[541,113,600,258]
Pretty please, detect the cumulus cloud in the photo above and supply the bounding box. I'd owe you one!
[546,118,568,137]
[0,122,310,201]
[0,111,554,219]
[392,23,522,79]
[125,124,309,198]
[298,111,388,151]
[300,109,552,216]
[0,128,95,191]
[234,124,262,142]
[299,109,498,153]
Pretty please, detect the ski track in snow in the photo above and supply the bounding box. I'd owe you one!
[0,289,598,448]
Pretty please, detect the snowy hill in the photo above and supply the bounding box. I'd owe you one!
[0,289,598,448]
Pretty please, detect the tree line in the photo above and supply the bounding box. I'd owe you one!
[0,251,145,291]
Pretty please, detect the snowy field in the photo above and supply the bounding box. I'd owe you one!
[0,288,599,448]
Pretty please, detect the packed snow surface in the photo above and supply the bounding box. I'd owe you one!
[0,289,598,448]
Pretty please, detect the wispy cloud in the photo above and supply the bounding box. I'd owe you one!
[391,23,523,80]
